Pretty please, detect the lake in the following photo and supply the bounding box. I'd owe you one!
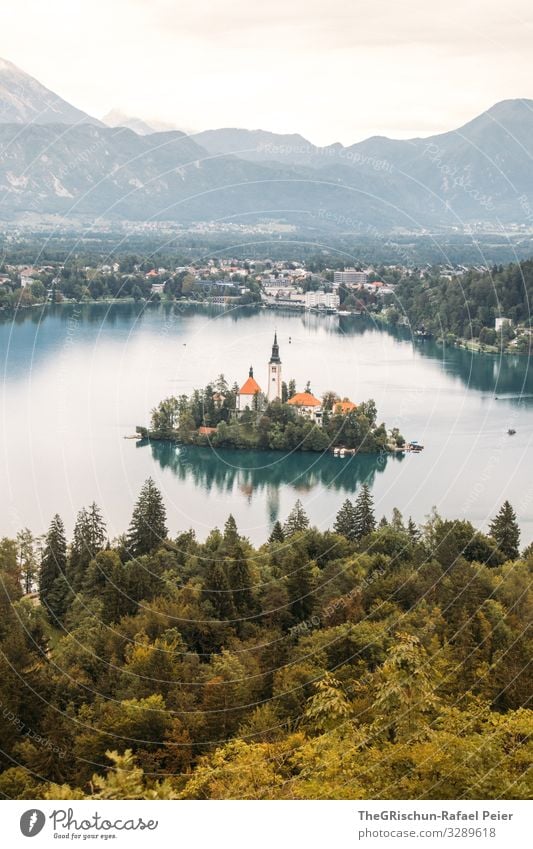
[1,302,532,545]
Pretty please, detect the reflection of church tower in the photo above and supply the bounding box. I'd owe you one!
[267,332,282,401]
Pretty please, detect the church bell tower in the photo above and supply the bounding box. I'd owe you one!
[267,332,282,402]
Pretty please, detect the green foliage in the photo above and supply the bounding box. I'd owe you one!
[489,500,520,560]
[354,483,376,538]
[284,500,310,536]
[127,478,168,557]
[1,495,531,801]
[39,514,68,622]
[333,498,358,541]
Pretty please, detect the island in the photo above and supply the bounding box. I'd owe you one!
[138,334,406,454]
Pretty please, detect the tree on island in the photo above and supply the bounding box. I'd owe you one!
[489,500,520,560]
[333,499,358,541]
[127,478,168,557]
[284,500,310,537]
[39,514,68,621]
[354,484,376,539]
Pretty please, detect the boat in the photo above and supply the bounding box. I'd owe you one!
[508,428,516,435]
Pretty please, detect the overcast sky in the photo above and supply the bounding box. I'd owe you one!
[1,0,532,144]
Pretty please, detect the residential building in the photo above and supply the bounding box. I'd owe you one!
[304,290,340,310]
[495,317,512,331]
[287,391,323,426]
[333,269,368,286]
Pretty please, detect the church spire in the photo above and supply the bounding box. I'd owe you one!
[249,365,254,377]
[269,332,281,364]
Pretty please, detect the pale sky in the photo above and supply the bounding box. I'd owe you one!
[1,0,533,144]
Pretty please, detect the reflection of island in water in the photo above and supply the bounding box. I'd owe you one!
[139,440,402,522]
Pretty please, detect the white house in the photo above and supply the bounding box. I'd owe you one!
[287,391,323,426]
[495,317,512,331]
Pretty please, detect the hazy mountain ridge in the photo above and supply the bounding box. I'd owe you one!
[0,57,100,126]
[0,57,532,229]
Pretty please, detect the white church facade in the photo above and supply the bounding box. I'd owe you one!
[236,334,282,413]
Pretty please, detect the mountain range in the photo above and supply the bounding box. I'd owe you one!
[0,56,532,231]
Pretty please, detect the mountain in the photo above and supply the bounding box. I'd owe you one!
[103,109,162,136]
[0,59,532,231]
[0,57,100,125]
[193,128,324,168]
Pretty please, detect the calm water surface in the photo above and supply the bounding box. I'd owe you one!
[1,302,532,544]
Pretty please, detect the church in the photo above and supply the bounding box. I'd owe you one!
[235,333,324,426]
[236,333,282,413]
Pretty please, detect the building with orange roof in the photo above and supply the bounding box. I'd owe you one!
[198,426,217,436]
[236,366,263,412]
[287,390,323,426]
[334,399,357,415]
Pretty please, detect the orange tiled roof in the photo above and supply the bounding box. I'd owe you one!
[288,391,321,407]
[198,426,217,435]
[335,400,357,414]
[239,376,262,395]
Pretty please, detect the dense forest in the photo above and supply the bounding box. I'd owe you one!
[390,260,533,346]
[0,480,531,800]
[146,382,403,454]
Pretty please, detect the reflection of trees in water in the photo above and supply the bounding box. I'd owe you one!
[141,440,400,500]
[336,316,533,402]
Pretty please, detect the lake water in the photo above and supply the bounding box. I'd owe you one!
[1,302,532,545]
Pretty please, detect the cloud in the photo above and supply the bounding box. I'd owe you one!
[0,0,532,144]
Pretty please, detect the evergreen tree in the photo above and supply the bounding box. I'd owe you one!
[39,515,68,621]
[354,484,376,539]
[206,561,236,619]
[221,516,254,615]
[489,500,520,560]
[127,478,168,557]
[284,500,310,536]
[70,502,107,590]
[17,528,38,594]
[391,507,404,531]
[222,515,240,553]
[285,545,315,620]
[227,556,255,616]
[407,516,420,541]
[268,521,285,543]
[333,499,357,541]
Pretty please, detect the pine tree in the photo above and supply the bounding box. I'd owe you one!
[222,515,240,553]
[284,500,310,536]
[127,478,168,557]
[407,516,420,541]
[354,484,376,539]
[391,507,404,531]
[39,515,68,621]
[333,499,357,540]
[227,556,255,616]
[489,500,520,560]
[17,528,38,594]
[70,502,107,590]
[221,515,254,615]
[285,545,315,620]
[206,561,236,619]
[268,521,285,543]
